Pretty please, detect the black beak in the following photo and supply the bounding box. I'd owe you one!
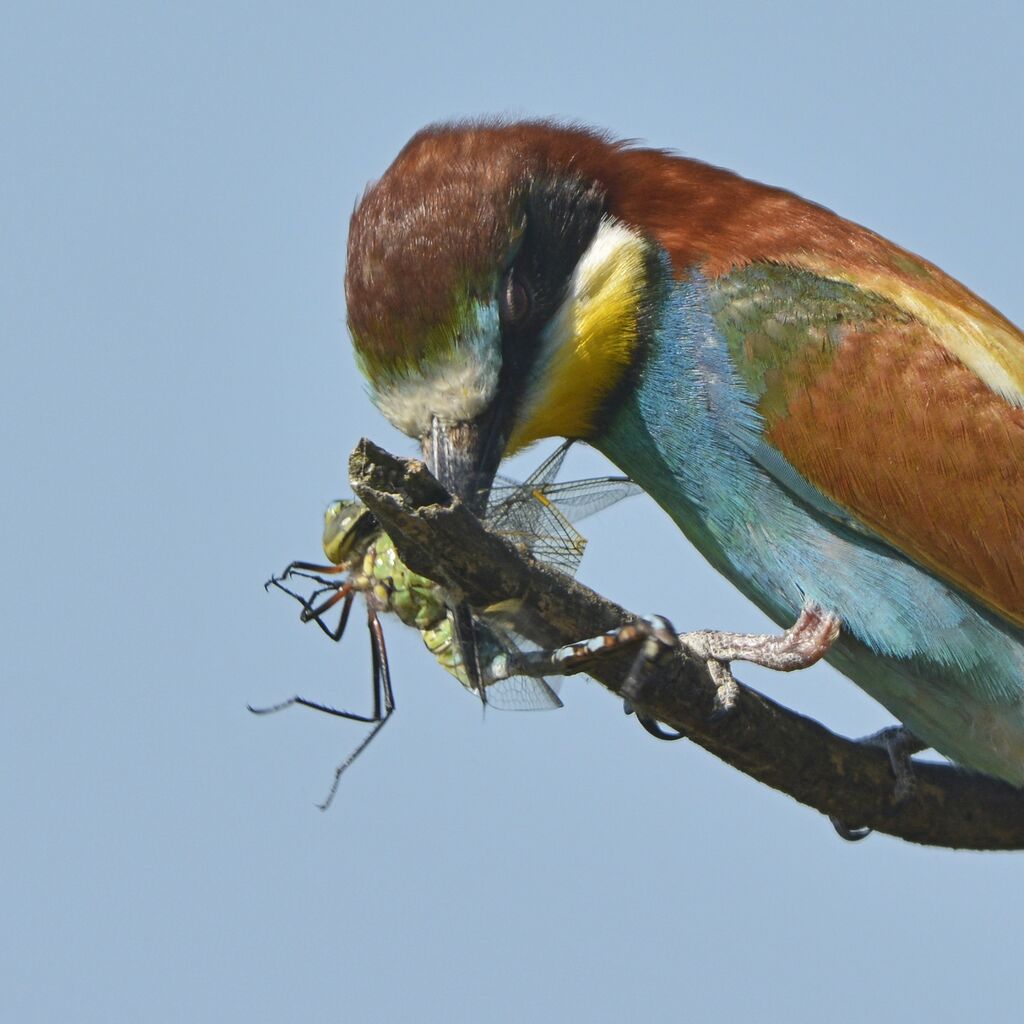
[421,413,507,515]
[421,407,511,699]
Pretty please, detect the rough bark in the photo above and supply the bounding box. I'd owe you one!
[349,438,1024,851]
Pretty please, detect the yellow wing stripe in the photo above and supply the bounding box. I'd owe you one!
[803,256,1024,407]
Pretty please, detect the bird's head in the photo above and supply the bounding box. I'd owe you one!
[345,121,666,510]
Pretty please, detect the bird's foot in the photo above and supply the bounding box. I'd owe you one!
[679,603,841,714]
[680,603,840,672]
[622,617,688,741]
[860,725,927,803]
[502,615,685,738]
[545,615,686,740]
[826,726,927,842]
[536,607,840,736]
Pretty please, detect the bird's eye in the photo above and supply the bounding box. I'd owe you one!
[500,271,532,327]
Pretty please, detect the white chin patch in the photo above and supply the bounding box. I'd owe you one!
[372,301,502,437]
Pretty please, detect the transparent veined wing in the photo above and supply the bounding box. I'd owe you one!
[486,442,641,575]
[459,442,643,707]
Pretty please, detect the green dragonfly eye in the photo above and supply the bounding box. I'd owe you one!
[322,500,379,565]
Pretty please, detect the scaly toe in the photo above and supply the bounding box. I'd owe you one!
[861,725,926,804]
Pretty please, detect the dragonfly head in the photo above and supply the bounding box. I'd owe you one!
[322,500,380,566]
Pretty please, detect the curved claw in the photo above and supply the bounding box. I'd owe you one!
[829,816,873,842]
[637,715,686,741]
[623,698,686,741]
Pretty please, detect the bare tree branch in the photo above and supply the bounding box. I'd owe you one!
[349,438,1024,851]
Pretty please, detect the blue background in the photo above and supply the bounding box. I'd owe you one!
[4,2,1022,1020]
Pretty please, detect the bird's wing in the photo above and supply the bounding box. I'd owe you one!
[708,261,1024,627]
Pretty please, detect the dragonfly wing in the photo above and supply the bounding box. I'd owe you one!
[488,455,641,577]
[486,442,575,524]
[534,478,643,522]
[477,619,564,711]
[485,675,564,711]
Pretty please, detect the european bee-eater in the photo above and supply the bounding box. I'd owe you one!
[343,120,1024,786]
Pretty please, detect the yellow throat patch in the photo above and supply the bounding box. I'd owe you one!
[508,219,650,452]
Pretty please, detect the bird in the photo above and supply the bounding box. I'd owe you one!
[341,119,1024,787]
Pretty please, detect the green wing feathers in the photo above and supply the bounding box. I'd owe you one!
[710,262,1024,627]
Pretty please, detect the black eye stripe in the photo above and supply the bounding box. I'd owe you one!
[501,175,605,331]
[516,176,605,311]
[494,173,606,406]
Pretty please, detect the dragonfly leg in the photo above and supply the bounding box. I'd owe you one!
[316,607,396,811]
[275,559,349,580]
[249,604,396,809]
[247,690,382,723]
[266,574,357,642]
[274,567,355,589]
[302,585,352,627]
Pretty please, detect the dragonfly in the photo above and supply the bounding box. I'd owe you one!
[255,441,643,807]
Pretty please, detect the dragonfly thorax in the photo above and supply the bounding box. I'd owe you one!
[322,497,453,631]
[362,533,451,631]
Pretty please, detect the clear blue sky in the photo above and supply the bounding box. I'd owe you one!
[4,3,1022,1021]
